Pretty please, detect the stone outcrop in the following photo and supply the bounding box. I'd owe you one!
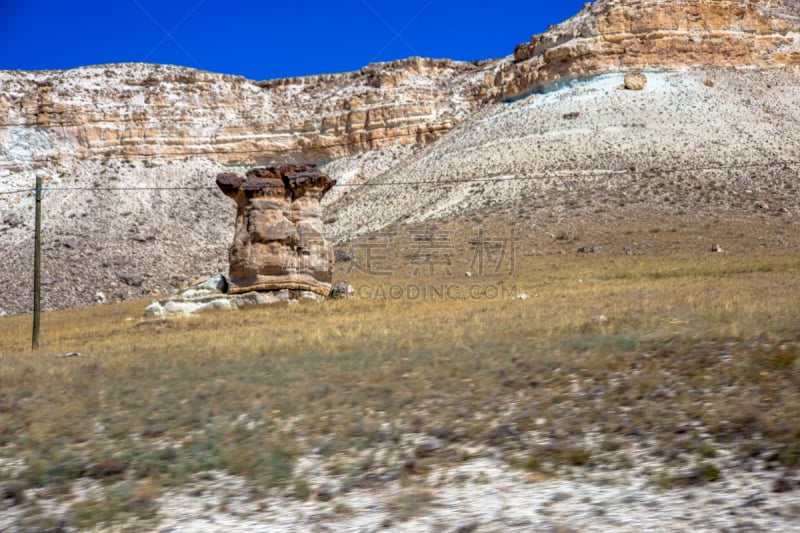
[144,275,323,318]
[3,2,798,175]
[329,280,356,300]
[216,166,336,297]
[623,72,648,90]
[0,58,485,176]
[490,0,800,100]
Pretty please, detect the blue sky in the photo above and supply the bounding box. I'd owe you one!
[1,1,589,80]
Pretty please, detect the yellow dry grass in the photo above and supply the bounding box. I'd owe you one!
[1,217,799,528]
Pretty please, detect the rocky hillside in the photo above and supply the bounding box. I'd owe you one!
[325,66,800,240]
[1,0,799,315]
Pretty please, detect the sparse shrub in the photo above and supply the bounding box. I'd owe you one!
[292,477,311,500]
[699,444,718,458]
[130,445,183,479]
[657,463,722,488]
[2,480,27,505]
[763,346,798,371]
[615,454,635,469]
[87,454,129,480]
[601,439,623,452]
[27,455,89,489]
[387,489,437,522]
[562,448,592,467]
[14,512,62,532]
[68,482,158,529]
[521,454,544,473]
[525,445,593,470]
[223,443,296,488]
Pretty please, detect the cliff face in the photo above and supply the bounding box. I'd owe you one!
[0,57,485,175]
[492,0,800,100]
[3,1,798,176]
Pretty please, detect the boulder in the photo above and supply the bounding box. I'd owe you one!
[119,270,145,286]
[624,72,648,91]
[145,298,233,318]
[195,274,228,293]
[329,281,355,299]
[334,249,355,262]
[217,166,336,297]
[577,246,602,253]
[2,213,23,228]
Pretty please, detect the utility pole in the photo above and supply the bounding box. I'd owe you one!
[32,175,42,349]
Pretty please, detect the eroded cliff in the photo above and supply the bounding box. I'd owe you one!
[491,0,800,100]
[0,57,485,176]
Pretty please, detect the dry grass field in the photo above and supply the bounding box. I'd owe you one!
[1,215,799,530]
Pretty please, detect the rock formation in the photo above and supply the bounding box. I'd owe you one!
[143,274,321,318]
[623,72,648,90]
[3,2,799,177]
[0,58,485,177]
[216,166,336,297]
[490,0,800,100]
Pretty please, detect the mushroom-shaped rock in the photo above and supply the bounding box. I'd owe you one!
[216,166,336,297]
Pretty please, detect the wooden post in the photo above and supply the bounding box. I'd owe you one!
[32,175,42,349]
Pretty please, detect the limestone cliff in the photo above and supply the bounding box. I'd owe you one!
[0,57,485,176]
[491,0,800,100]
[3,1,799,176]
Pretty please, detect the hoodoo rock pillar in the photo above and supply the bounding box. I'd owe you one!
[216,166,336,297]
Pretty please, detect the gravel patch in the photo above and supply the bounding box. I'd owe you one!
[152,458,800,532]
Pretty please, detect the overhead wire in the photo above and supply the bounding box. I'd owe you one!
[0,160,797,195]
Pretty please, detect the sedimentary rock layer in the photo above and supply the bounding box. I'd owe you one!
[217,166,335,296]
[491,0,800,100]
[0,58,485,174]
[3,2,798,176]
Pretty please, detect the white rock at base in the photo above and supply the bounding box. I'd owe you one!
[143,289,325,318]
[144,302,165,318]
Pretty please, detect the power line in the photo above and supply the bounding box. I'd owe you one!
[335,160,800,186]
[45,186,218,191]
[0,160,798,195]
[0,186,216,195]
